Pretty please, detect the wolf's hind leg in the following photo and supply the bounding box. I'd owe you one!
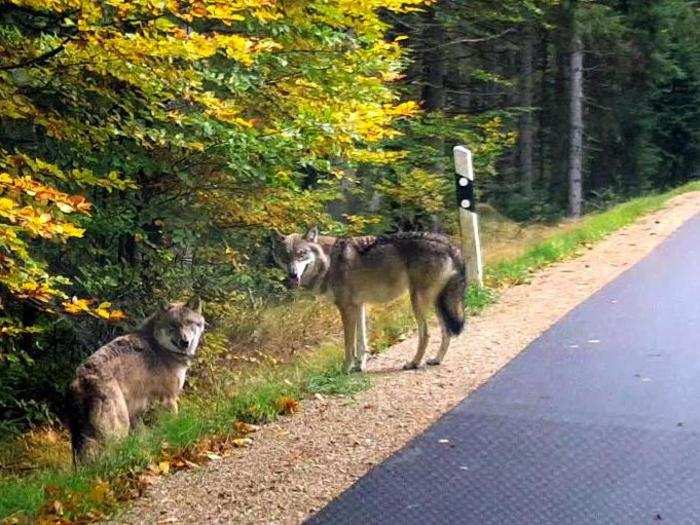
[339,304,359,373]
[77,436,102,464]
[427,318,451,366]
[353,303,368,372]
[404,291,430,370]
[91,382,130,445]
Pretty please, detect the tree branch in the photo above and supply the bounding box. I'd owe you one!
[416,28,516,52]
[0,38,71,71]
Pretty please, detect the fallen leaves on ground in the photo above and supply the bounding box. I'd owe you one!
[233,421,260,434]
[26,418,263,523]
[276,395,300,415]
[231,437,253,448]
[35,481,111,524]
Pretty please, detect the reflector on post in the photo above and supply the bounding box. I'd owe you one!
[455,175,475,211]
[453,145,483,288]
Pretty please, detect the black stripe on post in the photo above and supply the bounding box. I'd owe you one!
[455,173,475,211]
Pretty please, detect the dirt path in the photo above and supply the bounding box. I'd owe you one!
[111,193,700,525]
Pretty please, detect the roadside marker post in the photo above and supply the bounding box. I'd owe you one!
[453,145,484,288]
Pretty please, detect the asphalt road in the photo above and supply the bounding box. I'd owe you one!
[308,212,700,525]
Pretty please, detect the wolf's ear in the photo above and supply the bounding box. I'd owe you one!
[158,298,170,311]
[305,225,319,243]
[270,229,285,246]
[185,296,203,314]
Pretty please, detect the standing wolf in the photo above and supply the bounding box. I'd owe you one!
[272,227,467,372]
[65,297,205,464]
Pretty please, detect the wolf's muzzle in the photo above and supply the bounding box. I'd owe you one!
[172,336,190,350]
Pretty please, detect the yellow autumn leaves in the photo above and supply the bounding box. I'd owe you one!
[0,172,88,240]
[4,1,281,148]
[62,298,126,321]
[0,162,126,324]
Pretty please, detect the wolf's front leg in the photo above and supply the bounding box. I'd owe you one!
[339,304,358,373]
[354,303,368,372]
[163,397,179,415]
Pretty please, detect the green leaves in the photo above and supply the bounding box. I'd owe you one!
[0,0,428,342]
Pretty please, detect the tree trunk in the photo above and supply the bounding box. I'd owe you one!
[420,4,446,231]
[421,7,446,112]
[537,31,548,184]
[568,13,584,218]
[548,10,570,205]
[518,23,535,197]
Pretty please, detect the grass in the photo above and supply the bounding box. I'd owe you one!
[466,284,497,314]
[308,363,371,396]
[1,180,699,523]
[487,181,700,287]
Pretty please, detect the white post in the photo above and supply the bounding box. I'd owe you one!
[453,145,484,288]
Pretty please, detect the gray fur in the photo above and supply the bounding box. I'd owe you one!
[66,298,205,464]
[272,229,467,372]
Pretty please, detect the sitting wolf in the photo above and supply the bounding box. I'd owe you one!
[66,297,205,464]
[272,227,467,372]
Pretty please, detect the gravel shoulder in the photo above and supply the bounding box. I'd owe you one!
[111,193,700,524]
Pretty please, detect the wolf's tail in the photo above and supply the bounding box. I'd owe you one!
[65,380,86,469]
[436,255,467,336]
